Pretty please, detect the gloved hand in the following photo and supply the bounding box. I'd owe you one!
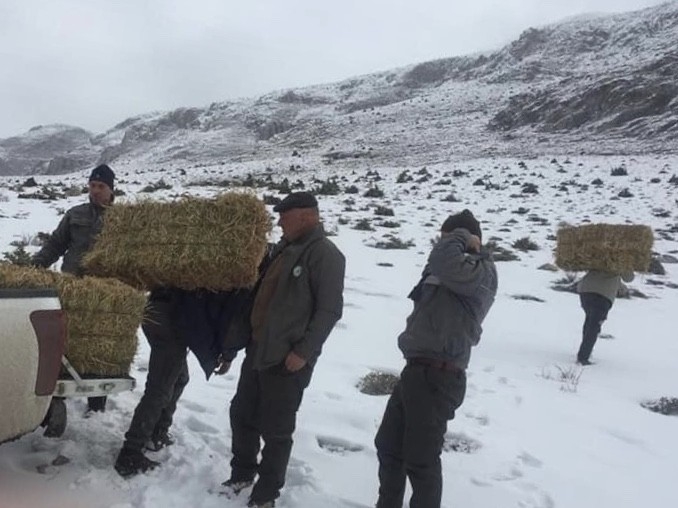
[214,354,231,375]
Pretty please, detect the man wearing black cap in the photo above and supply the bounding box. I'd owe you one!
[221,192,345,508]
[32,164,116,427]
[374,209,497,508]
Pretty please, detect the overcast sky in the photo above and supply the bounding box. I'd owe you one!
[0,0,670,138]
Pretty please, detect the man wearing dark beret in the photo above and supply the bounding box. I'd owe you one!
[32,164,116,429]
[221,192,345,508]
[374,209,498,508]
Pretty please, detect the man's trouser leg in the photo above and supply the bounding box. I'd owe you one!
[122,308,187,452]
[375,380,407,508]
[578,292,612,362]
[403,364,466,508]
[229,349,261,482]
[155,356,189,435]
[249,364,313,504]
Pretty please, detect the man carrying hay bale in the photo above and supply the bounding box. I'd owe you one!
[576,270,634,365]
[221,192,345,508]
[114,286,252,478]
[555,223,652,365]
[31,164,117,419]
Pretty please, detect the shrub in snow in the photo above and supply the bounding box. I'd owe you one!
[364,185,384,198]
[374,206,394,216]
[2,243,32,266]
[140,178,172,193]
[378,220,401,229]
[370,235,414,250]
[641,397,678,416]
[512,237,540,252]
[485,241,520,262]
[610,166,628,176]
[313,178,341,196]
[353,218,375,231]
[541,365,584,393]
[396,170,412,184]
[442,433,482,454]
[262,194,282,206]
[357,371,399,396]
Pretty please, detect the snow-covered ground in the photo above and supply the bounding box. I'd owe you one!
[0,154,677,508]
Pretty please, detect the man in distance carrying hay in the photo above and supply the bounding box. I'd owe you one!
[31,164,117,432]
[576,269,634,365]
[221,191,345,508]
[374,209,497,508]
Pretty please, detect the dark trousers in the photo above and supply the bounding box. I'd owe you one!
[578,292,612,362]
[229,346,313,503]
[375,363,466,508]
[123,302,189,452]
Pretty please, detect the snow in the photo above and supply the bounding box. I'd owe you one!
[1,153,677,508]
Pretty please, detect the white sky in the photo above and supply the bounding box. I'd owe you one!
[0,0,670,138]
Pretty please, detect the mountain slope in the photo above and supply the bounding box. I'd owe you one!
[1,1,677,176]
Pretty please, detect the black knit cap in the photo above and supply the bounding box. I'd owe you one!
[273,191,318,213]
[441,209,482,240]
[89,164,115,191]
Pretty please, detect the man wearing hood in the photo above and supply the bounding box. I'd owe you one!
[374,209,498,508]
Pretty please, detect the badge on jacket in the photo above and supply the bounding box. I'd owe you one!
[293,265,303,277]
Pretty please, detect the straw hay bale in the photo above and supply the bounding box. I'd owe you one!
[83,193,271,291]
[0,263,56,288]
[0,263,145,376]
[56,275,145,376]
[555,224,653,273]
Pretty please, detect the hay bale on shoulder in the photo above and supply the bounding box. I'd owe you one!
[555,224,653,273]
[83,192,271,291]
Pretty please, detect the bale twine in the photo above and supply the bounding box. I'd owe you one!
[83,193,271,291]
[0,263,145,376]
[555,224,653,273]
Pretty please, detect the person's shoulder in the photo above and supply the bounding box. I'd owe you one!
[315,235,345,261]
[67,202,91,216]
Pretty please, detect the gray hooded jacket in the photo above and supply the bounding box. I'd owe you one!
[398,229,498,369]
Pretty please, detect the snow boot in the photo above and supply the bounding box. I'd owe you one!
[114,448,160,478]
[219,478,254,498]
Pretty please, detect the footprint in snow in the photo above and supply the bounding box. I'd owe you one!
[180,400,210,414]
[184,416,219,435]
[316,435,365,455]
[518,452,543,468]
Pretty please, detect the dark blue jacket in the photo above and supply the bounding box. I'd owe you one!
[150,287,252,379]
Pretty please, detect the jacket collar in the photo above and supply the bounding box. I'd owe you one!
[287,224,325,247]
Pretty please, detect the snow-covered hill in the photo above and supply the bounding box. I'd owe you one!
[1,2,678,176]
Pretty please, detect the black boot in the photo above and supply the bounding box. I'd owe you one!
[146,429,175,451]
[114,447,160,478]
[42,397,67,438]
[87,396,107,413]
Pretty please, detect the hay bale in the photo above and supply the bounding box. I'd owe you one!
[0,262,56,288]
[0,264,144,376]
[56,275,145,376]
[83,193,271,291]
[555,224,653,273]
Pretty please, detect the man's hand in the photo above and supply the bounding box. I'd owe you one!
[285,351,307,372]
[467,234,481,253]
[214,354,231,375]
